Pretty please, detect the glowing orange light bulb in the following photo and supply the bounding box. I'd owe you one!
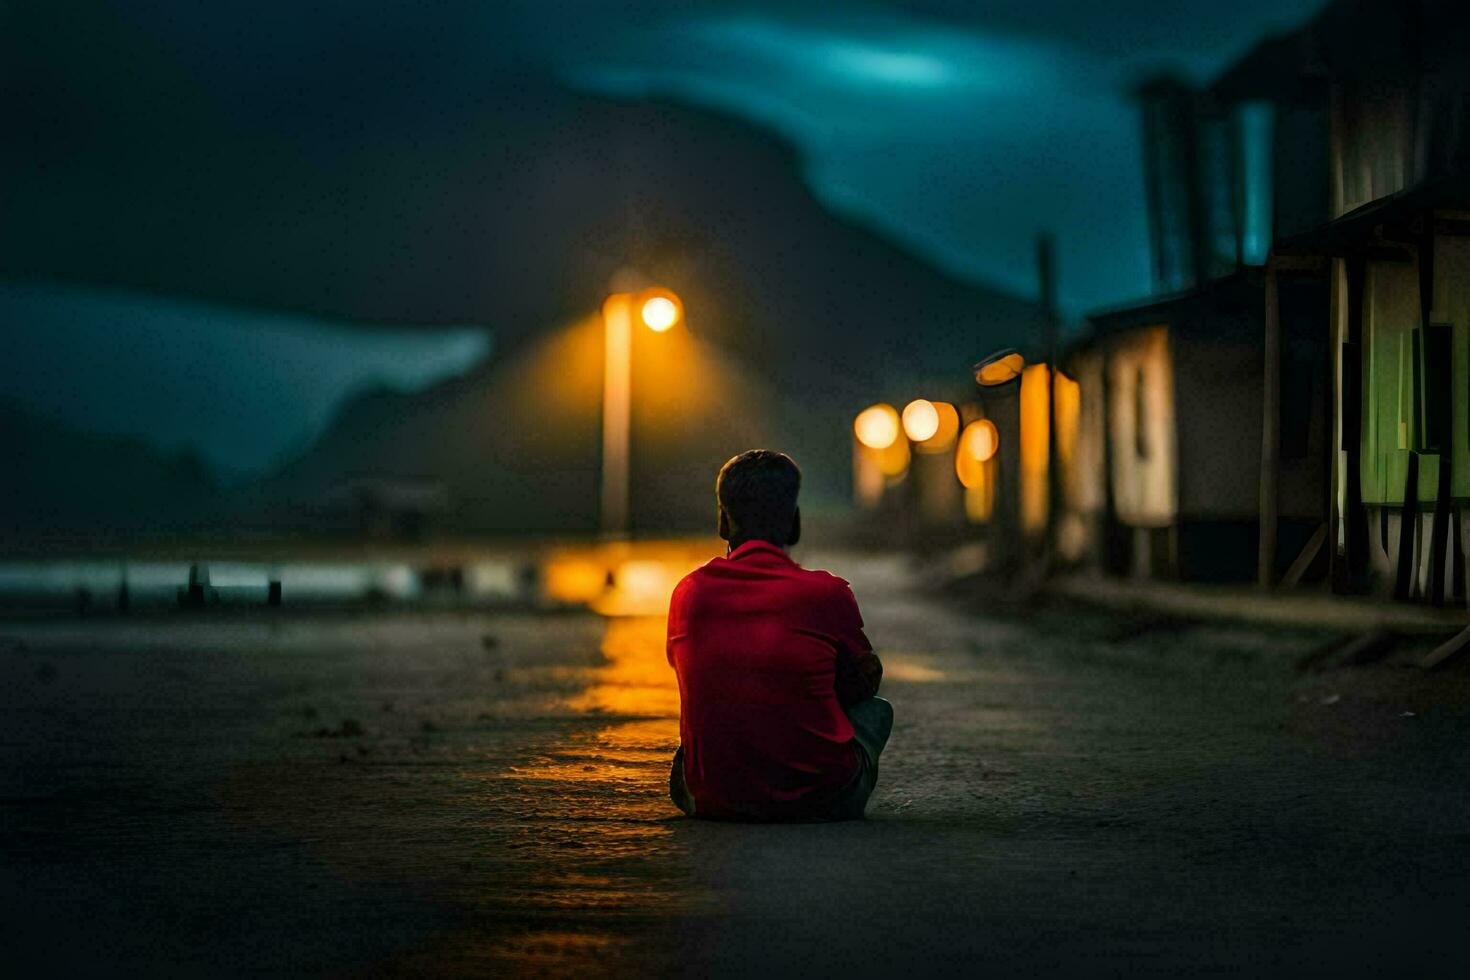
[854,404,901,449]
[902,399,940,442]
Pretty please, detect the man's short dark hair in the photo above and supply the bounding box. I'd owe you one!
[717,450,801,546]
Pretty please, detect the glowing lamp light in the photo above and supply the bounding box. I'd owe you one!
[854,403,901,449]
[960,419,999,463]
[877,439,911,478]
[613,559,674,604]
[543,557,609,605]
[639,291,681,332]
[902,399,940,443]
[956,419,998,490]
[914,401,960,453]
[973,348,1026,387]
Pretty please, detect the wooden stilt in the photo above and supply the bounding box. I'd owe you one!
[1429,462,1452,606]
[1454,504,1467,603]
[1420,626,1470,670]
[1420,234,1452,606]
[1259,263,1282,588]
[1339,256,1370,592]
[1299,628,1398,672]
[1394,454,1420,601]
[1280,522,1328,589]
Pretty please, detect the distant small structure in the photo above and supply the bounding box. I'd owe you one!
[177,563,218,608]
[321,476,449,540]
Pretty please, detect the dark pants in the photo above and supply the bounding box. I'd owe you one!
[670,697,894,821]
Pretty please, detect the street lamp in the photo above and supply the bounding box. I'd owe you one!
[974,343,1064,570]
[601,286,683,537]
[973,348,1026,388]
[956,418,1000,523]
[639,291,681,332]
[958,418,999,465]
[854,404,901,451]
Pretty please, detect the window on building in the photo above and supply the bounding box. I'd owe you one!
[1135,365,1151,460]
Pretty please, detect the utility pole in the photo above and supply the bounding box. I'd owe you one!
[1038,233,1061,571]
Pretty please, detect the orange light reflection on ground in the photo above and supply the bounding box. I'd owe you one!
[543,556,608,605]
[569,617,681,718]
[882,659,947,682]
[494,614,684,904]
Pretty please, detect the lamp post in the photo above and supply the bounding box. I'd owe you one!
[973,348,1027,573]
[973,349,1026,388]
[600,286,682,537]
[978,229,1062,545]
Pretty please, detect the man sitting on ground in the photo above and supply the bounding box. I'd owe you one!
[667,449,893,821]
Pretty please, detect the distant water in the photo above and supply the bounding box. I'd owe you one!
[0,559,529,609]
[0,541,717,614]
[0,281,493,482]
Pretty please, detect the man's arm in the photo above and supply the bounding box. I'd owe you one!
[831,583,882,706]
[666,576,692,668]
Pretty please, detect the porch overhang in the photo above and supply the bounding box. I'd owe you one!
[1274,175,1470,258]
[1072,269,1267,357]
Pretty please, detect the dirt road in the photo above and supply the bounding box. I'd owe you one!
[4,552,1470,976]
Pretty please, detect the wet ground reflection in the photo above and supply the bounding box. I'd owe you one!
[498,617,684,875]
[7,547,904,973]
[422,614,702,972]
[143,606,712,974]
[569,617,683,718]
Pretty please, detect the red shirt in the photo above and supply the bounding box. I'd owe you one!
[667,541,882,820]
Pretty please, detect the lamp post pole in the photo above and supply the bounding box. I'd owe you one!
[600,293,634,537]
[973,349,1027,576]
[599,287,681,538]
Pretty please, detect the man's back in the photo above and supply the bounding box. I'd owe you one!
[667,541,881,820]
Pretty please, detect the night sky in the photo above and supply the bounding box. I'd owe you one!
[1,1,1327,476]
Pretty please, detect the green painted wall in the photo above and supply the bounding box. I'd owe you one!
[1358,242,1470,506]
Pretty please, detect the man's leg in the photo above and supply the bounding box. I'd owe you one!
[847,696,894,768]
[830,697,893,820]
[668,746,697,816]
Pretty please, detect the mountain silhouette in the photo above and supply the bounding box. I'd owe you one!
[0,399,220,544]
[7,56,1045,533]
[226,95,1046,533]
